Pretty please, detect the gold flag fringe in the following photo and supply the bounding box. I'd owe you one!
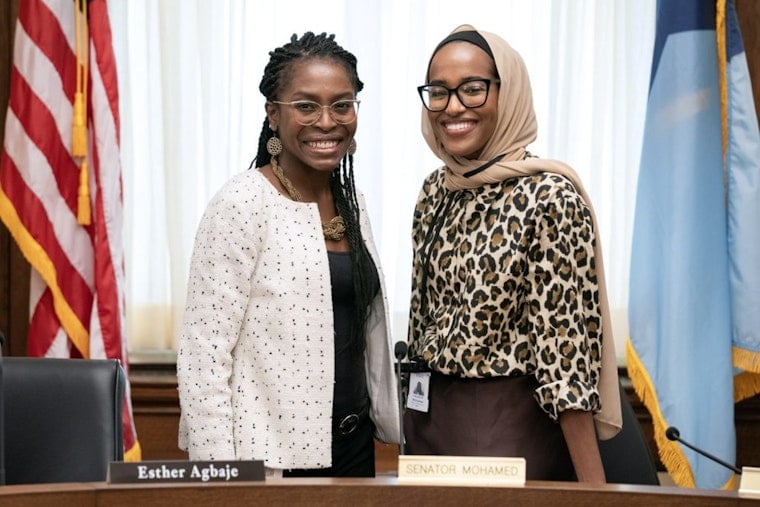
[124,441,143,462]
[627,338,739,489]
[734,367,760,403]
[626,338,696,487]
[717,0,728,163]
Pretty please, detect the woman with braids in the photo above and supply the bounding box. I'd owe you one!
[177,32,399,477]
[404,25,622,482]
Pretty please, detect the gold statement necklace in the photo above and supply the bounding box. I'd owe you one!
[270,156,346,242]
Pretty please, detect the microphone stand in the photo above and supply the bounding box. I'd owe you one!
[665,426,741,474]
[394,342,407,456]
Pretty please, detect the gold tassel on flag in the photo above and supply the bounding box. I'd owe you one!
[72,93,86,157]
[73,0,90,225]
[77,160,91,224]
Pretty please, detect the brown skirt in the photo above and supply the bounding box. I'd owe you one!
[403,372,576,481]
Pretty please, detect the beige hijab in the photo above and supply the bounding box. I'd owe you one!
[422,24,622,440]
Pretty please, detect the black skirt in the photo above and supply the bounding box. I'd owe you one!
[404,372,575,481]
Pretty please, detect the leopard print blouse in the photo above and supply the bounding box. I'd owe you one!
[408,168,603,421]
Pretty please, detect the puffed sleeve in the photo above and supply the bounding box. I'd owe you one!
[526,175,603,421]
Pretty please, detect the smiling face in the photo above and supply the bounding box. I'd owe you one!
[426,41,499,160]
[266,57,357,174]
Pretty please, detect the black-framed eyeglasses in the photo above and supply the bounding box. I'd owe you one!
[270,99,360,126]
[417,79,499,112]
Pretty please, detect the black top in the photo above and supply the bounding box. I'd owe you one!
[327,251,379,416]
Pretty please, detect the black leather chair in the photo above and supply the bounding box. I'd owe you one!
[598,381,660,485]
[2,357,125,484]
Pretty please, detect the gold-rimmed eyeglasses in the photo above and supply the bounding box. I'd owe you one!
[417,79,499,112]
[270,99,360,126]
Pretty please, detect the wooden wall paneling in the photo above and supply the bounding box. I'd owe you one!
[131,367,760,473]
[130,367,188,461]
[736,0,760,121]
[0,0,23,358]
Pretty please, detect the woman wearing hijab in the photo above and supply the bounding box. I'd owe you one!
[404,25,622,483]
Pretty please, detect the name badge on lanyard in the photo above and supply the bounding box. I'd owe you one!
[406,372,431,412]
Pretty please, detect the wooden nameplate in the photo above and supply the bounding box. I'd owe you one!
[397,455,526,487]
[108,460,265,484]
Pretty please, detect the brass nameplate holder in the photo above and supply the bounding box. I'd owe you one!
[108,460,265,484]
[398,455,526,487]
[739,466,760,498]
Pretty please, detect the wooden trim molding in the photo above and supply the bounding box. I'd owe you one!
[130,365,187,461]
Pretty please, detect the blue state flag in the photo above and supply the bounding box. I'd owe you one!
[725,1,760,392]
[628,0,760,489]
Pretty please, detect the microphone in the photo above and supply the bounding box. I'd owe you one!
[665,426,741,474]
[394,341,407,455]
[394,341,407,361]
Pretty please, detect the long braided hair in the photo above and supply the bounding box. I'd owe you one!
[253,32,375,356]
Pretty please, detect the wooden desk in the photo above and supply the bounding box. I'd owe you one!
[0,477,756,507]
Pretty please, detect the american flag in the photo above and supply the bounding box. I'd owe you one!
[0,0,139,459]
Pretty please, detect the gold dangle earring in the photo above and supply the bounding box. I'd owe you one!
[348,138,357,156]
[267,127,283,157]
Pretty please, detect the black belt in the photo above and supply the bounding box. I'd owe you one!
[333,403,370,437]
